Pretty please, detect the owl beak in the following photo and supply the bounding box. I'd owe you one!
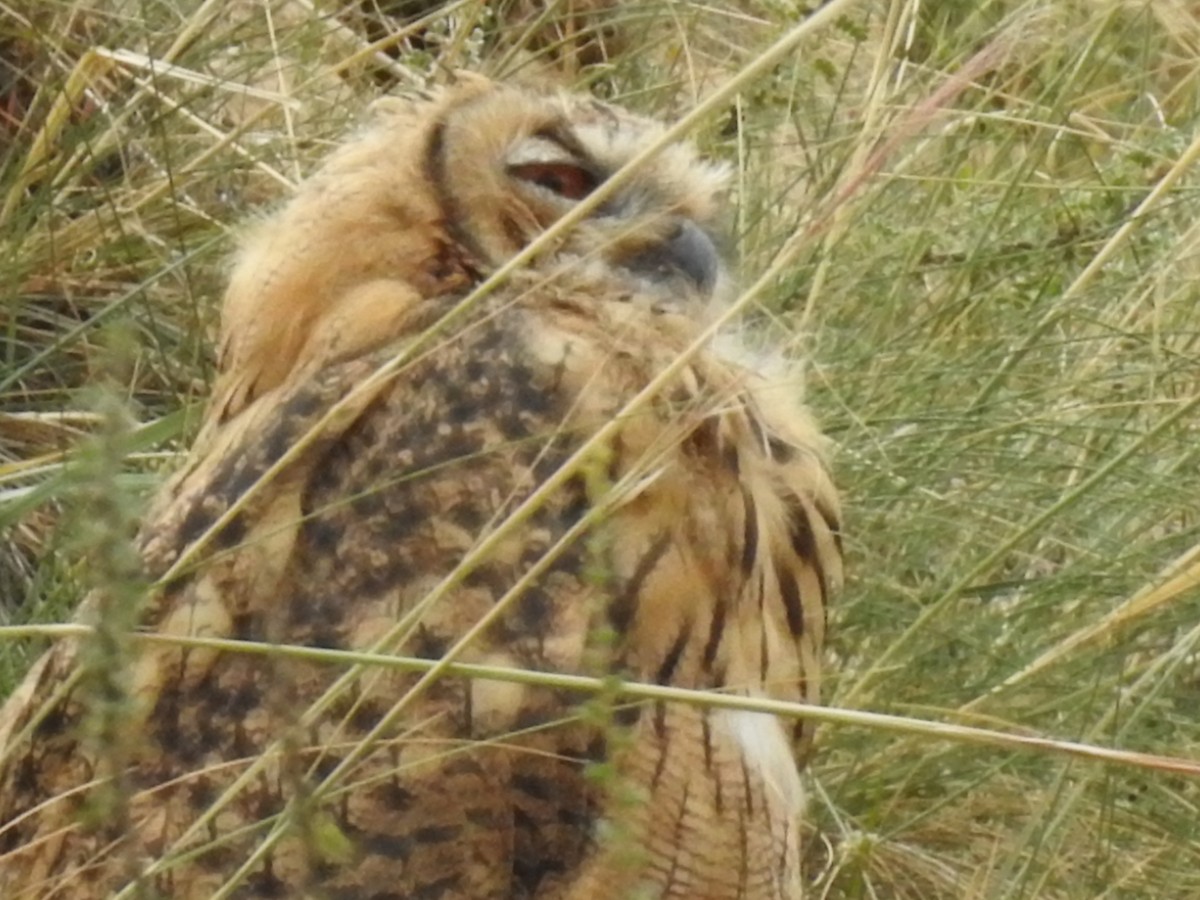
[624,219,722,297]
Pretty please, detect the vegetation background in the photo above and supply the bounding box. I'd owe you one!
[2,0,1199,896]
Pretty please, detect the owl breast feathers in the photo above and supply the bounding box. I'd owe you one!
[0,75,842,899]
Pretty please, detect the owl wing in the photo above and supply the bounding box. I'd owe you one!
[0,299,602,898]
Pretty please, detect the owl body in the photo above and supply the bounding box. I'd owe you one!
[0,78,842,899]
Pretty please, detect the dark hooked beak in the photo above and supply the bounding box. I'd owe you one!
[623,219,721,296]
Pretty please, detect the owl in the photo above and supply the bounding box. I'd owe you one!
[0,75,842,899]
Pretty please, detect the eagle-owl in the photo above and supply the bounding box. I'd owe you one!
[0,75,842,899]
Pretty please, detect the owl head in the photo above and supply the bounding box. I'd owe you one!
[212,75,732,423]
[411,76,730,296]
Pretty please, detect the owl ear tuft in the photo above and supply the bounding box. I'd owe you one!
[371,72,497,123]
[445,69,494,91]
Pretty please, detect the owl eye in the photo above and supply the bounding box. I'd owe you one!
[510,162,597,200]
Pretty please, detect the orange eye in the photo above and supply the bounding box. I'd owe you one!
[509,162,597,200]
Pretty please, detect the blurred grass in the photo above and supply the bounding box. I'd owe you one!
[1,1,1199,897]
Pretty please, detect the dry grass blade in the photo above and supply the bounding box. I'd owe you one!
[4,622,1200,779]
[979,538,1200,703]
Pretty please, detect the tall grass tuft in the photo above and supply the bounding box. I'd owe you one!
[1,1,1198,897]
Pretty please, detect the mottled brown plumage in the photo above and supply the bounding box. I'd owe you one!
[0,76,842,898]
